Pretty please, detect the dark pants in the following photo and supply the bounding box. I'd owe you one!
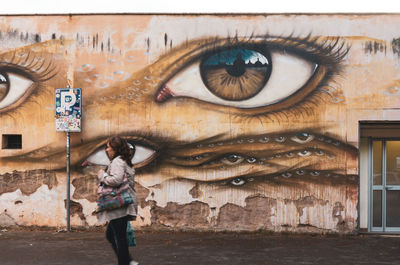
[106,216,131,265]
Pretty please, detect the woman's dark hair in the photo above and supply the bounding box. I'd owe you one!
[107,136,133,167]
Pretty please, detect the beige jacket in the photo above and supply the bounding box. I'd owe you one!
[97,156,138,223]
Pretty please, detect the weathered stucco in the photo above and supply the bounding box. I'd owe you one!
[0,169,57,195]
[0,14,399,233]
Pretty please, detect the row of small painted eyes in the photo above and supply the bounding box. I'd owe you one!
[83,132,339,168]
[171,132,339,158]
[175,151,323,164]
[192,133,321,147]
[0,43,323,112]
[203,149,333,168]
[225,171,357,186]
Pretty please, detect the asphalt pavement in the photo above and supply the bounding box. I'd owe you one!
[0,228,400,265]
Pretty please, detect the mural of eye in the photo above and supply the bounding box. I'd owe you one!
[281,172,292,178]
[231,177,246,186]
[221,154,244,165]
[83,143,156,168]
[274,136,286,143]
[200,48,271,101]
[157,44,319,109]
[298,150,312,157]
[0,70,34,110]
[291,132,315,144]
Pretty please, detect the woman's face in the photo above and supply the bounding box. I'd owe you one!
[105,143,115,161]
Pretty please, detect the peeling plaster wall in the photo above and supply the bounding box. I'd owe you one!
[1,14,399,233]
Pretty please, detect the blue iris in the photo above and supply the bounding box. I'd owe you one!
[203,48,268,66]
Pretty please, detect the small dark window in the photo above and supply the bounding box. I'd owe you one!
[2,134,22,149]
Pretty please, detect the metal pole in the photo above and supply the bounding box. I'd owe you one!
[66,131,71,231]
[66,84,71,232]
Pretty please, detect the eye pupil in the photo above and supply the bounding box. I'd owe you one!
[0,72,9,101]
[226,53,246,77]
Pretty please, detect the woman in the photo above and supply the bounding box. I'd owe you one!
[97,136,138,265]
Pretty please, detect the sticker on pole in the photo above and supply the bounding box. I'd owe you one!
[55,88,82,132]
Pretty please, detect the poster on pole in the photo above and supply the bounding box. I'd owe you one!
[55,88,82,132]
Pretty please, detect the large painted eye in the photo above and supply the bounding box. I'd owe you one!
[157,45,318,109]
[83,143,156,168]
[0,70,34,110]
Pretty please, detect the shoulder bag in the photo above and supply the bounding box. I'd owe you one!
[96,175,133,212]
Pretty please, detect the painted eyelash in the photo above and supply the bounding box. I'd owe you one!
[266,34,349,64]
[5,51,58,82]
[200,33,349,66]
[161,34,348,78]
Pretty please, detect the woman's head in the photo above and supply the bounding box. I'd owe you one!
[106,136,133,167]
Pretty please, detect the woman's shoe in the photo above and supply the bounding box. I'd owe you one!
[130,261,139,265]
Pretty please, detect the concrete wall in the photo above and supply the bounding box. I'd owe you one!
[1,14,399,233]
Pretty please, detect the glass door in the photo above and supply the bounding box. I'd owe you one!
[370,140,400,232]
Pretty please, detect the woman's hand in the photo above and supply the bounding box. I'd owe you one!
[98,169,105,181]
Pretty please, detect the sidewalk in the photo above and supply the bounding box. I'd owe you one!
[0,228,399,265]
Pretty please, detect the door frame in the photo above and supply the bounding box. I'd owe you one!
[368,138,400,232]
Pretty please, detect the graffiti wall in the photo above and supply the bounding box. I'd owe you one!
[0,14,398,233]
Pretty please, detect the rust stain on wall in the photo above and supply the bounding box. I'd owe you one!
[332,201,351,232]
[0,170,57,196]
[286,195,328,217]
[135,182,151,208]
[150,201,210,228]
[189,183,202,199]
[217,195,277,230]
[64,199,85,221]
[72,175,98,202]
